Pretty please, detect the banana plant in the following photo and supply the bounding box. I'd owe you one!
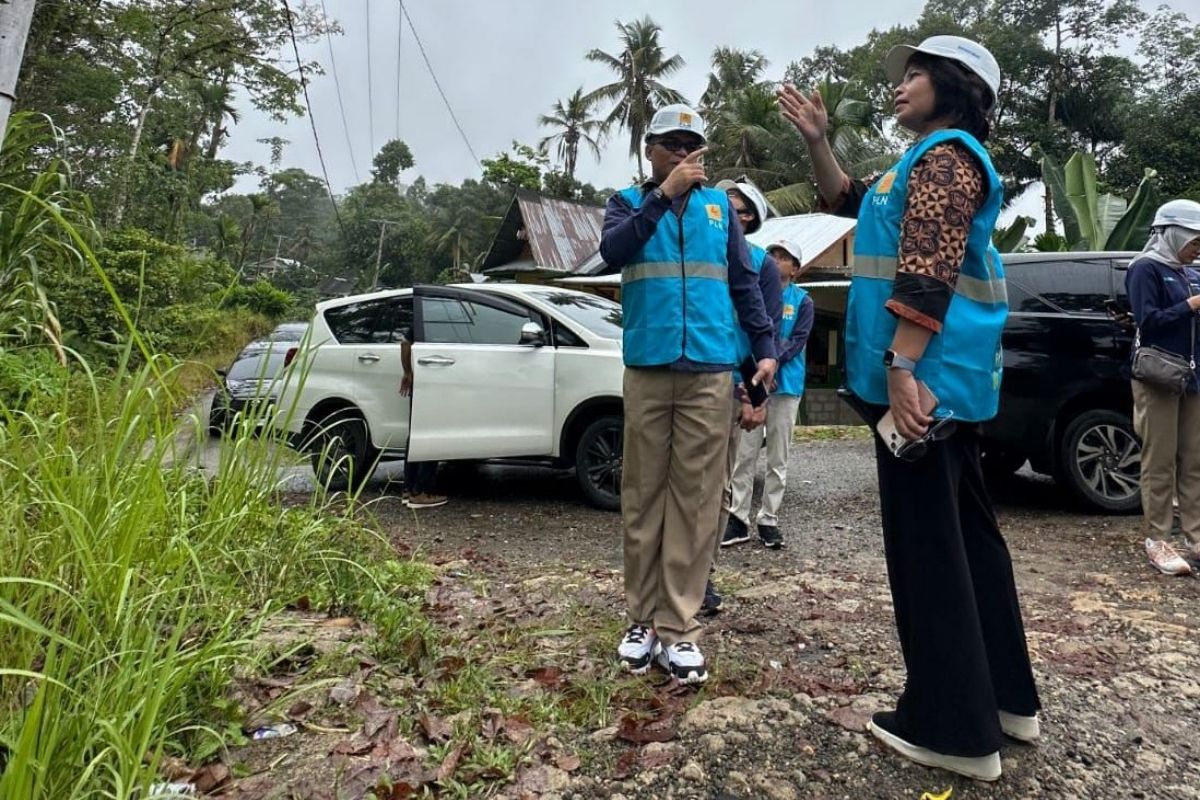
[993,215,1034,253]
[1039,148,1160,251]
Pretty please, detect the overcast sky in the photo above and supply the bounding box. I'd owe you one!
[224,0,1200,233]
[225,0,934,192]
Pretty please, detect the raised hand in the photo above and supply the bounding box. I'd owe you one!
[659,147,709,199]
[777,85,828,144]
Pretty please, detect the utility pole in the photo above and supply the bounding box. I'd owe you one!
[0,0,37,153]
[271,234,288,277]
[369,218,396,290]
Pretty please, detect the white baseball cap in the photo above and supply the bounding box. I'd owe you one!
[767,239,804,266]
[716,179,769,234]
[645,104,706,141]
[1152,199,1200,233]
[885,35,1001,109]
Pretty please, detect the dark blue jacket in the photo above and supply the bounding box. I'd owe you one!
[1126,257,1200,393]
[601,184,776,370]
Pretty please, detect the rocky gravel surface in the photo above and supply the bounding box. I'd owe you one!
[371,438,1200,799]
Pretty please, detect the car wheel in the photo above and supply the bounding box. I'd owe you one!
[575,415,622,511]
[1057,409,1141,513]
[308,409,378,491]
[980,447,1027,479]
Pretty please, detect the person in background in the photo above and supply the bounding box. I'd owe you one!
[1126,199,1200,576]
[724,238,814,550]
[779,34,1040,782]
[601,104,777,685]
[399,338,447,509]
[703,178,780,615]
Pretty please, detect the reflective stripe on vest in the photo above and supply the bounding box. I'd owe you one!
[618,185,739,367]
[776,284,808,397]
[845,129,1008,422]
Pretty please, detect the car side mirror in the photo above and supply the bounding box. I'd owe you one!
[216,369,228,378]
[519,321,547,347]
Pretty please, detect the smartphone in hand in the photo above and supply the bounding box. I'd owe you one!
[876,381,939,458]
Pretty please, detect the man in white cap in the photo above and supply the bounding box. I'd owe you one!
[724,238,814,550]
[601,103,777,684]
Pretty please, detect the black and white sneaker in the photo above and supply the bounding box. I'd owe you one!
[617,623,657,675]
[758,525,784,549]
[654,641,708,684]
[721,516,751,547]
[700,580,722,616]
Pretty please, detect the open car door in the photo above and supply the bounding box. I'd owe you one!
[407,285,555,461]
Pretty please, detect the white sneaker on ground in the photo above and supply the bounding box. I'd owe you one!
[867,712,1001,782]
[654,640,708,684]
[999,710,1040,743]
[617,623,656,675]
[1145,538,1192,576]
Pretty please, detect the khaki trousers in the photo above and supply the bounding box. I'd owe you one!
[728,393,803,528]
[713,396,742,563]
[622,368,732,644]
[1132,379,1200,547]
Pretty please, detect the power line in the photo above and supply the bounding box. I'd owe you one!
[399,1,481,169]
[365,0,376,158]
[281,0,347,239]
[395,0,403,142]
[318,0,361,183]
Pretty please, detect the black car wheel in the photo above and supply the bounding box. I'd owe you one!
[575,415,622,511]
[1058,409,1141,513]
[308,409,378,491]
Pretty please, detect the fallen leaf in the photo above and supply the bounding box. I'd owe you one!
[826,705,872,733]
[555,753,581,772]
[528,666,566,689]
[158,755,192,780]
[287,701,314,719]
[436,742,467,783]
[502,715,534,745]
[617,712,678,744]
[291,595,311,611]
[191,762,230,793]
[612,749,639,780]
[481,712,504,740]
[419,712,451,743]
[332,734,373,756]
[363,708,399,740]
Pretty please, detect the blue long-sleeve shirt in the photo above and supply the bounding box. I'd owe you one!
[779,294,815,364]
[1126,257,1200,392]
[600,183,777,369]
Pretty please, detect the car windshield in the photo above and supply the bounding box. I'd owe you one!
[228,348,288,381]
[528,291,622,340]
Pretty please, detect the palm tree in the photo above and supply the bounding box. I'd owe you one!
[706,84,786,183]
[700,48,768,114]
[584,16,686,181]
[197,81,240,161]
[538,88,605,180]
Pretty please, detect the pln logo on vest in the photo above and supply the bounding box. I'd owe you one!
[871,171,897,207]
[705,203,725,230]
[783,303,796,319]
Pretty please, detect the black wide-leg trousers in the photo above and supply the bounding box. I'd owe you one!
[873,424,1041,757]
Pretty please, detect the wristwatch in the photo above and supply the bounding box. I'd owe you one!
[647,187,667,204]
[883,349,918,372]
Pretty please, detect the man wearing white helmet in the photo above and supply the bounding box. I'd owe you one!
[601,103,777,685]
[1126,199,1200,577]
[780,34,1039,781]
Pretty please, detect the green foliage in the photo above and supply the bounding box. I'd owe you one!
[221,280,295,318]
[482,142,547,191]
[372,139,415,188]
[993,215,1034,253]
[1041,150,1160,250]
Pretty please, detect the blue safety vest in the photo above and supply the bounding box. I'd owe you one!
[734,243,769,362]
[845,128,1008,422]
[619,186,739,367]
[776,284,809,397]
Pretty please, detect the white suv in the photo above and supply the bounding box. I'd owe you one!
[276,283,625,509]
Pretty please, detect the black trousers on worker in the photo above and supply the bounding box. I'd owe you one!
[873,423,1041,757]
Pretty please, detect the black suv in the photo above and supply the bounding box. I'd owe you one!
[980,251,1141,512]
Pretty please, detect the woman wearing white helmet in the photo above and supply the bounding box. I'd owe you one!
[778,35,1040,782]
[1126,199,1200,576]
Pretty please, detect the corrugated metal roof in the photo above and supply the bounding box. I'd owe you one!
[748,214,856,267]
[482,189,604,273]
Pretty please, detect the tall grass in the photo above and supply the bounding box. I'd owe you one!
[0,115,432,798]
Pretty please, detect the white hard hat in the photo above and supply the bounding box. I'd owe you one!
[716,179,769,234]
[1152,199,1200,233]
[767,239,804,266]
[645,104,706,141]
[885,35,1001,109]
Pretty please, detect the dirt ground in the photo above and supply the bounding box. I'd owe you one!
[210,433,1200,800]
[361,436,1200,800]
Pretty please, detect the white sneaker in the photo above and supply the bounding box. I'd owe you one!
[999,710,1040,743]
[617,624,656,675]
[654,641,708,684]
[1145,538,1192,576]
[867,712,1001,782]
